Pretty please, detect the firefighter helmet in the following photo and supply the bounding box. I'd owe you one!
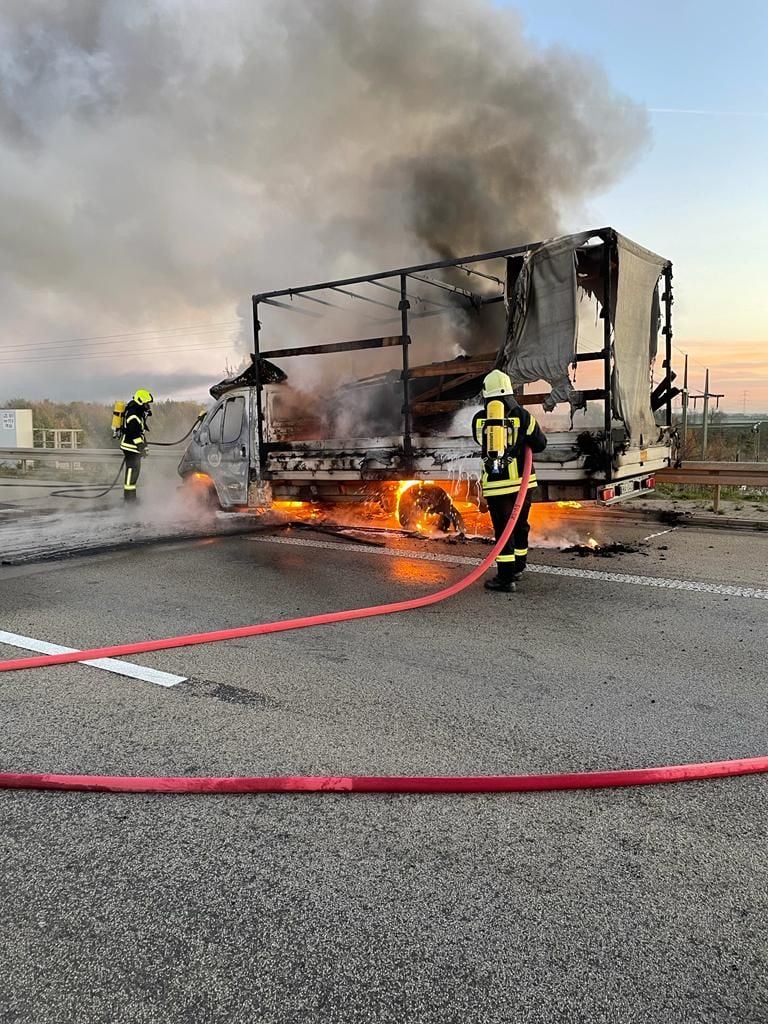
[133,389,154,406]
[482,370,514,398]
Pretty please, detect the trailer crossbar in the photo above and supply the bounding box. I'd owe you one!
[260,336,410,359]
[252,230,613,302]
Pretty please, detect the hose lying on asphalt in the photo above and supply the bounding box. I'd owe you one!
[49,458,126,500]
[2,444,765,795]
[43,415,205,500]
[0,451,533,673]
[2,755,767,794]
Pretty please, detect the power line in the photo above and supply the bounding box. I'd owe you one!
[0,325,242,358]
[672,344,709,375]
[0,319,243,354]
[0,339,238,367]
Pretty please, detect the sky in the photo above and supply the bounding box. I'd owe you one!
[509,0,768,412]
[0,0,766,412]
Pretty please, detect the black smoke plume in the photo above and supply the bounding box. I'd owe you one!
[0,0,648,401]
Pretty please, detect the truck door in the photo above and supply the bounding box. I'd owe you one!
[199,392,249,506]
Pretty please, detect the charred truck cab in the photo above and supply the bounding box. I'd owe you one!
[179,228,678,516]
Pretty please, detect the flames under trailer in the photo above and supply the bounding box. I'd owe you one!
[178,228,679,521]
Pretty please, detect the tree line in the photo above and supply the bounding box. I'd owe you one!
[1,399,207,448]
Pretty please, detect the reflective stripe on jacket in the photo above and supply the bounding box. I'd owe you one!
[120,406,147,454]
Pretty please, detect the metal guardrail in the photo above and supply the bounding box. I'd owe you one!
[3,450,766,512]
[657,461,768,512]
[0,447,181,463]
[658,462,768,486]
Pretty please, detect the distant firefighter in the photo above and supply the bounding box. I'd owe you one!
[472,371,547,593]
[115,389,154,502]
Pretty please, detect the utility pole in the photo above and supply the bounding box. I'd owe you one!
[694,370,724,459]
[681,354,689,450]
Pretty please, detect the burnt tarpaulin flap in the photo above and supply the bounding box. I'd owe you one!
[612,234,667,442]
[209,356,287,399]
[499,234,585,409]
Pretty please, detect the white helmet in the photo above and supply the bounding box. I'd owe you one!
[482,369,514,398]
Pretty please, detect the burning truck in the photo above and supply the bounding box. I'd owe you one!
[178,228,679,532]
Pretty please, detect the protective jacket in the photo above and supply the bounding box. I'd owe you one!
[471,396,547,497]
[120,400,149,456]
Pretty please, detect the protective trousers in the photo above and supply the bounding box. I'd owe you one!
[123,452,142,501]
[487,491,532,582]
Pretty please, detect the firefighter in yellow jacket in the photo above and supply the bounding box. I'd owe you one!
[472,371,547,592]
[120,389,153,502]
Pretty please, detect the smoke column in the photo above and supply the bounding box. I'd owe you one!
[0,0,649,400]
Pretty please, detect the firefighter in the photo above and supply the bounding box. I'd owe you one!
[120,389,153,502]
[472,370,547,592]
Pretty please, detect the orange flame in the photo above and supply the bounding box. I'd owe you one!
[395,480,419,520]
[272,499,322,520]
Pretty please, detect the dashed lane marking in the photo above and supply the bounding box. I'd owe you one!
[0,630,186,687]
[249,535,768,601]
[642,526,678,541]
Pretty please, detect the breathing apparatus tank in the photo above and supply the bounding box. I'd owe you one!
[111,400,126,439]
[483,398,509,478]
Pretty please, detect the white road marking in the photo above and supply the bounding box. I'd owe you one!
[642,526,678,541]
[250,535,768,601]
[0,630,186,687]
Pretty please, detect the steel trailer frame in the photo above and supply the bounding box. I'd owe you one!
[250,228,674,484]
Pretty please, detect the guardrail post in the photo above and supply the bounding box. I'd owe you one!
[713,484,721,514]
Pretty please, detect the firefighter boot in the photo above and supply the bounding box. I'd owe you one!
[484,576,516,593]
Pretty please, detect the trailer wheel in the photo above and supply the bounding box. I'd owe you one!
[397,484,464,534]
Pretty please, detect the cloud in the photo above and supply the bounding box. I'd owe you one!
[3,365,221,403]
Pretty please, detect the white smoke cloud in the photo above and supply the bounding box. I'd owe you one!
[0,0,649,402]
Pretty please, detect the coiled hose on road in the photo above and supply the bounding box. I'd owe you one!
[49,459,126,500]
[2,447,767,794]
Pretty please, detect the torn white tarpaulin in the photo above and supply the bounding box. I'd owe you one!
[612,233,667,442]
[500,234,582,409]
[498,230,669,438]
[499,230,602,409]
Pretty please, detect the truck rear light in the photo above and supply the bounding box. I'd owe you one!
[599,486,615,502]
[643,475,655,488]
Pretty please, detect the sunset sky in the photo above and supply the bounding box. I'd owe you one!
[511,0,768,411]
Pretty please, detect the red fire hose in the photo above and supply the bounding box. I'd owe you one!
[1,756,767,795]
[0,451,534,673]
[2,446,766,795]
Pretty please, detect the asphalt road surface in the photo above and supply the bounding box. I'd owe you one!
[1,514,767,1024]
